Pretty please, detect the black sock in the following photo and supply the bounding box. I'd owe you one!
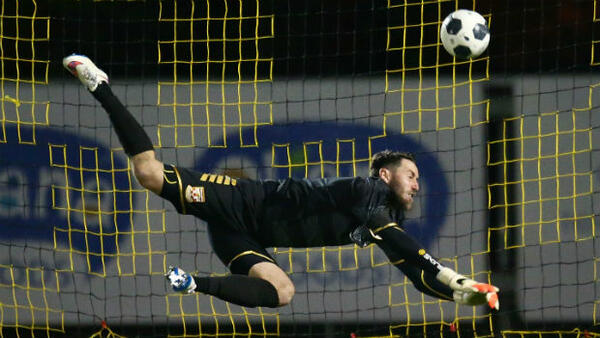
[193,275,280,308]
[91,83,153,157]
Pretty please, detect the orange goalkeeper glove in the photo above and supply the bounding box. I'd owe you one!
[453,286,499,309]
[436,267,499,310]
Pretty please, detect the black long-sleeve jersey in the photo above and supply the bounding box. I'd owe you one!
[239,176,454,301]
[245,176,399,247]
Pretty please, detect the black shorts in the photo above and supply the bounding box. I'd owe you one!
[159,164,275,275]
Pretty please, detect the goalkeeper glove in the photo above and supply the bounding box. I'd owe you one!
[453,288,499,309]
[436,267,499,310]
[166,266,197,294]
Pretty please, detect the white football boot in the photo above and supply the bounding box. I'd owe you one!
[165,266,197,294]
[63,54,109,91]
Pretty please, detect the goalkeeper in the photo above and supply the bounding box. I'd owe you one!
[63,54,499,310]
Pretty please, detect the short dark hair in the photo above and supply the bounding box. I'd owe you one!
[369,150,416,177]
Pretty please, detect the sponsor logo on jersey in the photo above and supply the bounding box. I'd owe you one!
[422,252,443,270]
[185,185,205,203]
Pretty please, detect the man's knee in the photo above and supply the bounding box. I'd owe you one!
[133,164,158,189]
[275,279,295,306]
[248,261,295,306]
[131,151,163,194]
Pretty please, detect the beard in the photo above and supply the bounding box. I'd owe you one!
[402,197,413,211]
[386,186,411,210]
[389,183,414,210]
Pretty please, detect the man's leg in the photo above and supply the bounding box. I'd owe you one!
[177,261,294,308]
[169,223,295,308]
[193,227,295,307]
[248,261,295,306]
[63,54,163,194]
[65,55,295,308]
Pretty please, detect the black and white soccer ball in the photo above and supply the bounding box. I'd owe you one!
[440,9,490,59]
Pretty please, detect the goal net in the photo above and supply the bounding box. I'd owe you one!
[0,0,598,337]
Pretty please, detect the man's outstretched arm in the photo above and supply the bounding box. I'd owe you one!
[365,216,499,309]
[376,238,453,301]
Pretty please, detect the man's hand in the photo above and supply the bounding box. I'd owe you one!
[453,286,499,309]
[436,267,499,310]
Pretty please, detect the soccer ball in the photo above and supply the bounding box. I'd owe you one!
[440,9,490,59]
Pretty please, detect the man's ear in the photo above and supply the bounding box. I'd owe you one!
[379,167,390,183]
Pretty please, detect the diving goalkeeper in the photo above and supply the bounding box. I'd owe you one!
[63,54,499,310]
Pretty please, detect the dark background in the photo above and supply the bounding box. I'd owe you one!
[4,0,599,81]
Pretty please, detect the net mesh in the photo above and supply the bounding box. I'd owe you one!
[0,0,598,337]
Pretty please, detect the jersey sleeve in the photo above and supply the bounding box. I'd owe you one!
[392,259,454,301]
[367,207,453,300]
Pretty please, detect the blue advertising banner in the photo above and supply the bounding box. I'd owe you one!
[0,126,132,274]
